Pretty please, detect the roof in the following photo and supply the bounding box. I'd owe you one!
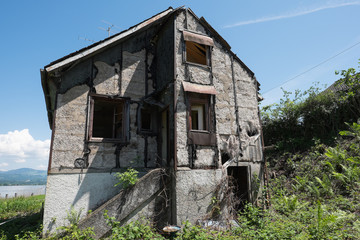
[41,6,257,128]
[45,7,176,73]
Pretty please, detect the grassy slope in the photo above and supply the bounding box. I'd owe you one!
[0,195,44,240]
[257,124,360,239]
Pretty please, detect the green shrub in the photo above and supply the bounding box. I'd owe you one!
[104,211,163,239]
[114,167,139,189]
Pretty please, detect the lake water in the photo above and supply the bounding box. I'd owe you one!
[0,185,46,198]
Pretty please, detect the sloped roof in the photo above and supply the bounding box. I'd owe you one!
[41,6,257,128]
[45,7,176,73]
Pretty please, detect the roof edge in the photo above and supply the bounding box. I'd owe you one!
[45,7,177,73]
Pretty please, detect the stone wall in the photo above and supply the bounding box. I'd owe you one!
[44,17,175,234]
[50,23,173,171]
[173,9,264,224]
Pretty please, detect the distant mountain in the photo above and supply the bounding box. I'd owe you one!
[0,168,47,186]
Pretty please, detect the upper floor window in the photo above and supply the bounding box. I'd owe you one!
[89,94,128,142]
[183,30,214,66]
[183,81,217,146]
[190,98,208,131]
[185,41,209,66]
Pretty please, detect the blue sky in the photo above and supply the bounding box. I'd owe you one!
[0,0,359,171]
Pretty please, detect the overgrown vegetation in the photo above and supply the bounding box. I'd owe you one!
[0,195,44,220]
[1,64,360,239]
[114,167,139,189]
[262,62,360,151]
[0,195,44,240]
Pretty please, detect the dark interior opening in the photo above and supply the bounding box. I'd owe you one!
[227,166,249,211]
[93,100,123,139]
[141,109,152,131]
[221,152,230,165]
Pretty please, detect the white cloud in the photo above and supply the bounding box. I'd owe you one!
[15,159,26,163]
[224,1,360,28]
[0,129,50,158]
[0,163,9,167]
[0,129,50,169]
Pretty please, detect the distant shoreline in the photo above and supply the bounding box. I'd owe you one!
[0,183,46,186]
[0,185,46,198]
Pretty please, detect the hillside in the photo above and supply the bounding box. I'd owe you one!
[0,168,47,186]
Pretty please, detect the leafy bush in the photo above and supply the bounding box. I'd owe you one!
[262,62,360,152]
[50,206,95,240]
[114,167,139,189]
[104,211,163,240]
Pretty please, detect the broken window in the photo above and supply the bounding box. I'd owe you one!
[185,41,209,65]
[89,94,127,142]
[183,30,214,66]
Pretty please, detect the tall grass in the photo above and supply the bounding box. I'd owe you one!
[0,195,44,220]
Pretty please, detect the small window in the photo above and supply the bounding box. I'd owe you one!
[188,94,210,132]
[191,104,206,130]
[138,106,157,134]
[185,41,209,66]
[89,95,126,142]
[141,109,152,131]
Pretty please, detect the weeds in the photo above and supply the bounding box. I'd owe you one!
[0,195,44,219]
[114,167,139,189]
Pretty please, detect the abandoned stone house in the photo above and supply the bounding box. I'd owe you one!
[41,6,264,237]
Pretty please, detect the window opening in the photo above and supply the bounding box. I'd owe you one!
[189,94,209,132]
[185,41,208,66]
[191,104,205,130]
[90,96,125,141]
[221,152,230,165]
[141,109,152,131]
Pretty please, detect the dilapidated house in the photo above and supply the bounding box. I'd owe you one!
[41,7,264,237]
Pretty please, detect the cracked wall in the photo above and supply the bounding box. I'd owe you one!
[174,9,263,224]
[44,18,175,233]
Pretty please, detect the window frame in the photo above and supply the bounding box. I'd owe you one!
[138,107,157,136]
[188,95,210,132]
[182,30,213,67]
[184,41,211,67]
[88,93,128,143]
[186,92,216,146]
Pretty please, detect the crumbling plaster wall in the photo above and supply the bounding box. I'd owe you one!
[44,24,173,234]
[43,172,120,233]
[175,169,222,225]
[174,10,263,224]
[174,10,263,169]
[50,30,164,171]
[175,11,217,168]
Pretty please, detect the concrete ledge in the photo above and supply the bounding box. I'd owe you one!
[48,167,157,174]
[78,168,167,239]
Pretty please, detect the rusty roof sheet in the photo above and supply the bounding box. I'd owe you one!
[183,30,214,46]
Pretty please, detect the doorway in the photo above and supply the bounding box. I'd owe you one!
[227,166,249,211]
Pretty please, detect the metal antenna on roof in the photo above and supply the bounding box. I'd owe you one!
[98,20,121,37]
